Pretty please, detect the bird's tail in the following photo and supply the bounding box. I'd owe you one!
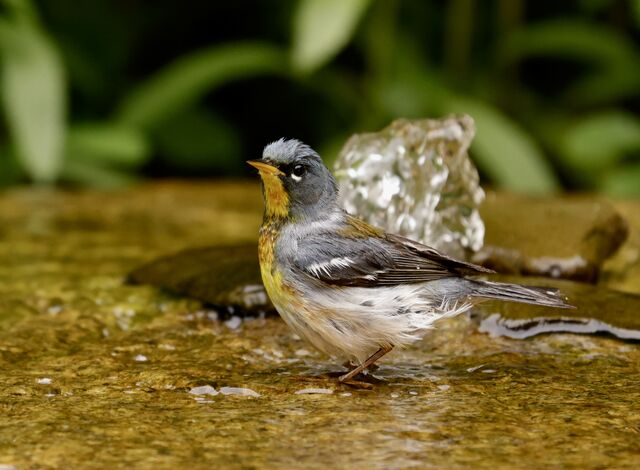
[467,280,574,309]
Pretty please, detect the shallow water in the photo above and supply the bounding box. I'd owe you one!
[1,183,639,469]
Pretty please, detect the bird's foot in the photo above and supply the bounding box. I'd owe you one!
[342,360,379,372]
[294,371,376,389]
[339,374,384,389]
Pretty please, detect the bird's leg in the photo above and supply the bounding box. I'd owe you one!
[339,345,394,383]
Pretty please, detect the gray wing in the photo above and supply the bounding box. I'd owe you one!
[292,232,493,287]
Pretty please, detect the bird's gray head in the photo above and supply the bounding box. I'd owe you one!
[248,138,338,220]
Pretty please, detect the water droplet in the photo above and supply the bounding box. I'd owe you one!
[134,354,148,362]
[295,388,334,395]
[219,387,260,397]
[224,316,242,330]
[189,386,218,396]
[36,377,52,385]
[47,305,63,315]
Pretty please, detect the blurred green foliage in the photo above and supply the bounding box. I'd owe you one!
[0,0,639,195]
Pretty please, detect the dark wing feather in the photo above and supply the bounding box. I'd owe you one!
[293,224,493,288]
[385,233,494,276]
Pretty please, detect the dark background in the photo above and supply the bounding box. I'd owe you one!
[1,0,639,195]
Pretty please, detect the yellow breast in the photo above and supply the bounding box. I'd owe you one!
[258,222,290,306]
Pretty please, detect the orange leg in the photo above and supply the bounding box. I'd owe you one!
[338,345,394,382]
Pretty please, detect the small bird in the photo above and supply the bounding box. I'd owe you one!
[248,139,572,382]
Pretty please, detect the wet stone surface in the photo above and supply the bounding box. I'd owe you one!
[1,182,640,469]
[129,244,267,315]
[474,193,628,282]
[603,200,640,294]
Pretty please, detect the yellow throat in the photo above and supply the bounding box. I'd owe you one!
[248,160,290,219]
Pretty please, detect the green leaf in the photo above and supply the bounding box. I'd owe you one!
[375,39,449,117]
[60,159,137,188]
[0,17,66,183]
[500,19,640,105]
[0,144,24,186]
[1,0,38,22]
[633,0,640,28]
[579,0,614,13]
[600,164,640,197]
[153,107,241,173]
[560,111,640,170]
[501,19,637,68]
[65,123,150,168]
[116,42,286,129]
[566,68,640,106]
[447,98,560,194]
[292,0,371,73]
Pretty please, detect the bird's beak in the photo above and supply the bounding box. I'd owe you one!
[247,160,284,176]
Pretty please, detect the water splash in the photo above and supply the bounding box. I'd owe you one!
[334,115,484,258]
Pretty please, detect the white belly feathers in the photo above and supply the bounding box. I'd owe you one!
[271,281,472,365]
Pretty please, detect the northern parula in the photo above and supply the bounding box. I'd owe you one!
[249,139,571,382]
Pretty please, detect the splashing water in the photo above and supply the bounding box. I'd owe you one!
[334,115,485,258]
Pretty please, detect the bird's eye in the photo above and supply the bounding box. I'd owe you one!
[291,164,306,179]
